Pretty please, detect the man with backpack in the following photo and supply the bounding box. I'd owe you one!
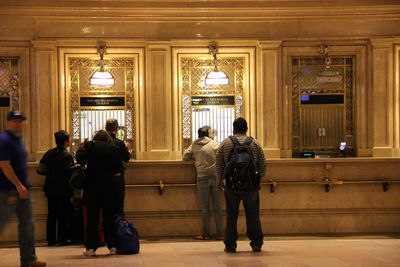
[216,117,267,253]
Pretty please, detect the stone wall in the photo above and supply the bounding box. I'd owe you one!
[1,158,399,242]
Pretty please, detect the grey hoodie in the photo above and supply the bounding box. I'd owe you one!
[183,137,220,178]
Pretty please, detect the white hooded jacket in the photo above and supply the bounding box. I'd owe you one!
[183,137,220,178]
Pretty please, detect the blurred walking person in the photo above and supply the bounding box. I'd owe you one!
[0,111,46,267]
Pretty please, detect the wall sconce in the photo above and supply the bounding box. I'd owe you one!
[90,44,114,86]
[317,45,342,84]
[205,42,229,86]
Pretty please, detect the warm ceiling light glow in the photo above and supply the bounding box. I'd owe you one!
[90,70,114,86]
[205,69,229,85]
[90,44,114,86]
[205,42,229,86]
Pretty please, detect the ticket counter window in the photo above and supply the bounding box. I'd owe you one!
[80,109,125,141]
[69,58,135,157]
[291,56,354,157]
[0,57,20,133]
[192,107,235,144]
[181,56,245,148]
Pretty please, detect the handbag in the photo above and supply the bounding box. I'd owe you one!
[37,162,48,175]
[70,164,87,189]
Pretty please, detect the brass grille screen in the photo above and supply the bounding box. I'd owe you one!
[292,57,354,156]
[69,58,135,156]
[0,57,19,133]
[181,57,245,148]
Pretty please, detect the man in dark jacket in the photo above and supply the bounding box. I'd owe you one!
[76,130,121,256]
[39,130,74,246]
[105,119,130,216]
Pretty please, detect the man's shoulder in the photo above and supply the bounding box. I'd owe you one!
[112,137,125,146]
[250,137,262,147]
[0,131,12,148]
[221,136,234,144]
[62,149,73,158]
[0,131,10,141]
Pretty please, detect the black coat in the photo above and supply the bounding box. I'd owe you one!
[40,148,74,196]
[110,134,130,174]
[76,140,121,189]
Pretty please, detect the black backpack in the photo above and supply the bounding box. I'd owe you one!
[225,136,260,192]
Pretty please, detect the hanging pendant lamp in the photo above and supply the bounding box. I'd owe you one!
[205,42,229,86]
[90,45,114,86]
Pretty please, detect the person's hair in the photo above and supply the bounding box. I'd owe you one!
[54,130,69,148]
[198,126,210,138]
[93,129,111,143]
[233,117,248,134]
[105,118,119,132]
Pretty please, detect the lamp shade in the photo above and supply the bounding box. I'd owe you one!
[205,71,229,85]
[90,70,114,86]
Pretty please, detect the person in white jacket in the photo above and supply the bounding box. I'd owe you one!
[183,126,223,240]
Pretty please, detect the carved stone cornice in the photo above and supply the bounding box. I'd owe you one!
[31,40,56,50]
[0,1,399,21]
[259,40,283,49]
[370,38,395,49]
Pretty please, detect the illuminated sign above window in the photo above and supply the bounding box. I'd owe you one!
[191,96,234,106]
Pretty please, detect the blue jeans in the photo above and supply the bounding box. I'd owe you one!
[224,189,263,249]
[197,176,223,236]
[0,190,37,264]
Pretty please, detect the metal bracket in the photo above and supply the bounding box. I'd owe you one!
[159,180,164,195]
[324,184,331,192]
[270,181,277,193]
[382,182,389,192]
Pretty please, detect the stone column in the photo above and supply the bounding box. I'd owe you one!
[370,38,395,157]
[258,41,282,158]
[31,40,58,161]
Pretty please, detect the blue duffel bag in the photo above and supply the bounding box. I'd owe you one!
[115,215,140,254]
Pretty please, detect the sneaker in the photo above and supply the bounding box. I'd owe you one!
[216,236,224,241]
[47,241,57,246]
[252,246,262,252]
[83,249,96,256]
[109,247,117,255]
[20,259,46,267]
[224,247,236,253]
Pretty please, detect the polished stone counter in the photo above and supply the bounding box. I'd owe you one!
[1,158,399,242]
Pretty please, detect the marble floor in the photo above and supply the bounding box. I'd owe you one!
[0,236,400,267]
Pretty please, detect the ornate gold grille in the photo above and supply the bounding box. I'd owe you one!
[69,58,135,155]
[0,57,19,133]
[181,57,244,148]
[292,57,354,156]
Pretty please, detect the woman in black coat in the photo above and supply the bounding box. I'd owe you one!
[76,130,121,256]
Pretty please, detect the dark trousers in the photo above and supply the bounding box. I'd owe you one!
[224,189,263,249]
[46,194,71,243]
[85,188,117,250]
[114,175,125,216]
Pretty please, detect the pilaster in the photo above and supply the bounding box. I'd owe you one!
[141,41,179,160]
[370,38,395,157]
[258,41,282,158]
[31,40,57,161]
